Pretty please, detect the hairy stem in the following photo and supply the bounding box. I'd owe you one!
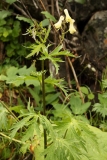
[42,60,47,149]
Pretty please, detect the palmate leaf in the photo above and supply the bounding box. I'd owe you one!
[98,93,107,104]
[93,93,107,118]
[50,45,63,55]
[83,125,107,160]
[26,43,46,58]
[7,76,25,86]
[56,109,97,143]
[20,118,44,155]
[45,92,60,105]
[102,79,107,89]
[21,120,43,142]
[18,64,36,76]
[6,66,18,77]
[39,55,63,74]
[39,45,63,60]
[39,114,56,139]
[1,64,40,87]
[49,45,75,58]
[39,45,75,74]
[44,137,81,160]
[45,76,68,96]
[21,123,36,142]
[50,50,74,57]
[93,103,107,118]
[51,108,99,160]
[25,76,40,87]
[10,115,34,138]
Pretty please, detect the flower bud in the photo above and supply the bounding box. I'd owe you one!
[91,67,96,72]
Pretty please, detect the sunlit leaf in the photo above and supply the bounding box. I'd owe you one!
[41,11,57,22]
[80,86,89,95]
[18,65,36,76]
[41,19,50,27]
[10,115,34,138]
[0,10,12,19]
[6,0,17,4]
[25,76,40,87]
[16,16,33,25]
[88,93,94,100]
[69,95,91,114]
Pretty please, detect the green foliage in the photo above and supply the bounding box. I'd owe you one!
[8,103,98,159]
[69,94,91,115]
[102,78,107,89]
[0,9,31,63]
[16,15,34,25]
[0,18,21,42]
[5,0,17,4]
[1,100,107,159]
[0,64,39,87]
[27,43,74,75]
[0,10,12,19]
[0,103,8,130]
[0,6,107,160]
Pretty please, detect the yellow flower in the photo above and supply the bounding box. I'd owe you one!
[64,9,76,34]
[54,16,64,29]
[64,9,72,23]
[69,19,76,34]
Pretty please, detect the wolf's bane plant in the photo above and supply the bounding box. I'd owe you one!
[1,8,107,160]
[25,19,76,151]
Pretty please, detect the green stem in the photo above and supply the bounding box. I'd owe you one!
[42,60,47,150]
[0,100,19,122]
[9,85,12,106]
[63,129,68,139]
[0,132,25,144]
[42,60,46,116]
